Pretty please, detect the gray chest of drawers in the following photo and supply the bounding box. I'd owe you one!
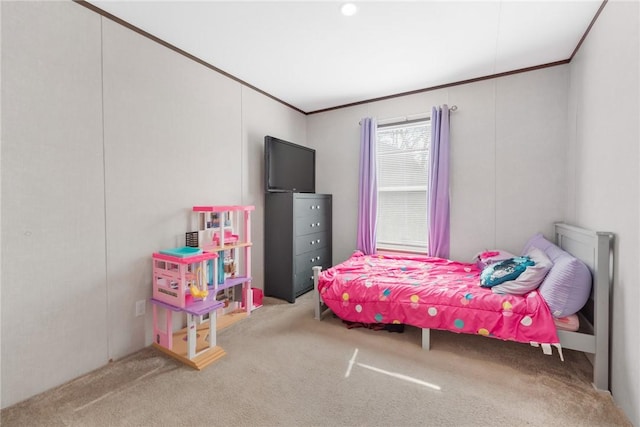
[264,193,332,303]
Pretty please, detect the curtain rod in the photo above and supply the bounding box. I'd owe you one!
[361,105,458,126]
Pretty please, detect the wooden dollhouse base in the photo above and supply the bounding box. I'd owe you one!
[152,309,252,370]
[153,320,226,370]
[153,342,225,370]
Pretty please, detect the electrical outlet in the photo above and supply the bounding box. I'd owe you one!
[135,300,146,317]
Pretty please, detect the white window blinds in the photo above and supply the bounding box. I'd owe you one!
[376,120,430,252]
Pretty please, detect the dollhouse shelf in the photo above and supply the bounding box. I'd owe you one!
[153,250,216,264]
[192,205,252,212]
[151,297,223,317]
[200,242,253,253]
[215,275,251,292]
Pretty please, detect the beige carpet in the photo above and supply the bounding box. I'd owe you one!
[1,292,631,426]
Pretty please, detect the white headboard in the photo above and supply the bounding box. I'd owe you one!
[554,222,614,391]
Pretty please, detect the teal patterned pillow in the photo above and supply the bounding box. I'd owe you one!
[480,256,534,287]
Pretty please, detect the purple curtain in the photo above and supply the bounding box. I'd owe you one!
[357,117,377,255]
[428,105,450,259]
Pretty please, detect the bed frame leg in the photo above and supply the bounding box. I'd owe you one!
[422,328,431,350]
[313,266,323,320]
[592,231,612,392]
[593,353,609,392]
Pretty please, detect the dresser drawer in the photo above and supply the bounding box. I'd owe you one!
[295,247,330,274]
[294,197,330,218]
[294,214,329,236]
[295,231,328,255]
[294,249,331,296]
[294,272,315,297]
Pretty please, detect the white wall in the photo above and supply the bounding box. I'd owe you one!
[307,66,569,264]
[566,0,639,424]
[1,1,108,407]
[0,0,306,407]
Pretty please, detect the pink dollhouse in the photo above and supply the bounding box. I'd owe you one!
[150,205,258,370]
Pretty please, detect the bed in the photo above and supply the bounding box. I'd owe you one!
[313,223,614,392]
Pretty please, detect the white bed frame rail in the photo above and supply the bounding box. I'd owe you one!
[313,223,614,392]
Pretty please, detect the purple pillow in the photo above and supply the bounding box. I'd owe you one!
[521,233,592,317]
[520,233,553,256]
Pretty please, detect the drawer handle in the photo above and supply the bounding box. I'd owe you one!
[316,239,321,244]
[316,205,321,209]
[316,222,321,227]
[310,241,315,245]
[311,205,316,210]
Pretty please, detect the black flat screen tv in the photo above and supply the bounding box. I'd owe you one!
[265,136,315,193]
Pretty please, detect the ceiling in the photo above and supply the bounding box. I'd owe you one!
[85,1,603,114]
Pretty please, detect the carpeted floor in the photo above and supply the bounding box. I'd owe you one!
[1,292,631,426]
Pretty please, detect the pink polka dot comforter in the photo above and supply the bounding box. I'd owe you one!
[317,251,559,345]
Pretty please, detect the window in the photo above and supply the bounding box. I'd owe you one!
[376,119,431,252]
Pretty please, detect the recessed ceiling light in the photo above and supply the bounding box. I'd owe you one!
[341,3,357,17]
